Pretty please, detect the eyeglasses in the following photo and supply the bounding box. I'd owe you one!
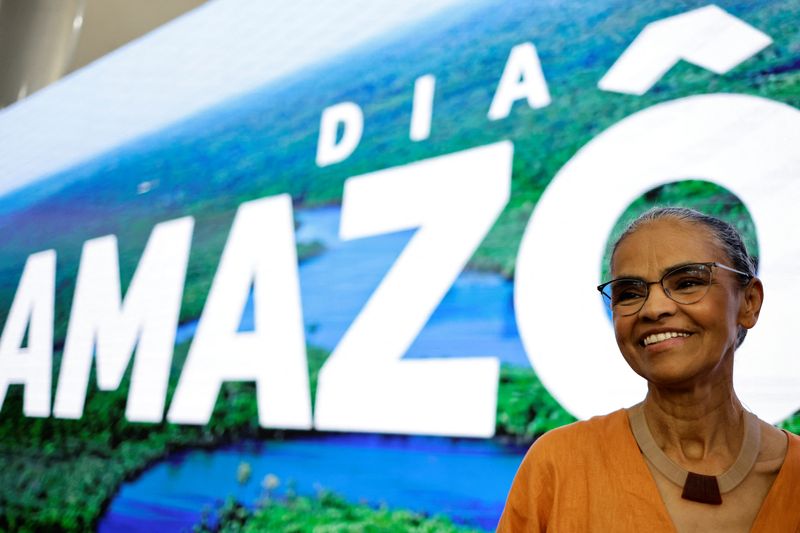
[597,262,752,316]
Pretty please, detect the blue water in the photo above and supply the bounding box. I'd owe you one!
[176,206,531,367]
[99,434,527,532]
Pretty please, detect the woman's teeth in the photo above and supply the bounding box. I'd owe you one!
[642,331,690,346]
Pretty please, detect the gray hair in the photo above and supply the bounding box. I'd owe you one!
[611,206,757,348]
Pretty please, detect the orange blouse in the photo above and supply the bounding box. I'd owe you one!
[497,409,800,532]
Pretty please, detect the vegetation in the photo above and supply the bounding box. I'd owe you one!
[600,180,759,281]
[780,414,800,435]
[0,342,241,532]
[496,365,575,440]
[194,490,484,533]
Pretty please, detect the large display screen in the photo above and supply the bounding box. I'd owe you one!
[0,0,798,530]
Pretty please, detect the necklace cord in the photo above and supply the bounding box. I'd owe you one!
[628,403,761,503]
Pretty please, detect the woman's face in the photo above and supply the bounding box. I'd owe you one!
[610,218,756,388]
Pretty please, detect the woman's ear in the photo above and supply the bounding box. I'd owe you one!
[738,277,764,330]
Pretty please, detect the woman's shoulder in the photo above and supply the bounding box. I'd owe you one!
[527,408,632,460]
[509,408,639,497]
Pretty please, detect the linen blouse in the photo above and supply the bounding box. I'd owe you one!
[497,409,800,532]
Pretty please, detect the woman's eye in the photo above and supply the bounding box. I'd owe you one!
[617,291,641,302]
[612,283,645,303]
[672,275,708,291]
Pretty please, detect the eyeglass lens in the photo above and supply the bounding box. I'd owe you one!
[602,264,713,314]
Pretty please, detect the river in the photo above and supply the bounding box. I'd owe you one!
[99,434,527,531]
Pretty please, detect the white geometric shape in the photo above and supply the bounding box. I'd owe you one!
[599,5,772,96]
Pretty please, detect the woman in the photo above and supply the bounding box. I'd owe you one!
[497,207,800,532]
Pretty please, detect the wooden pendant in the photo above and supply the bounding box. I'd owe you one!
[681,472,722,505]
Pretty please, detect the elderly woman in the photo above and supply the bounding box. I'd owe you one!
[498,207,799,532]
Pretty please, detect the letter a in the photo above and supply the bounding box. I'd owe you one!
[167,194,311,429]
[488,42,551,121]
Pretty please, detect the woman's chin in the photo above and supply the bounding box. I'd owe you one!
[635,355,713,389]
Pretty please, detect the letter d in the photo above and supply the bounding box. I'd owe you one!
[316,102,363,167]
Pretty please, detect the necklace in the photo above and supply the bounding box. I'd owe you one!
[628,403,761,505]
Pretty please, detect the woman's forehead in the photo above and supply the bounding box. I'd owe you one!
[611,219,724,277]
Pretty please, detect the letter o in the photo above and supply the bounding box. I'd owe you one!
[514,94,800,423]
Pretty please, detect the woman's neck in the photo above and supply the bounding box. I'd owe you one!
[643,378,745,470]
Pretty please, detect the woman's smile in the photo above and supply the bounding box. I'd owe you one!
[640,330,692,347]
[641,331,692,354]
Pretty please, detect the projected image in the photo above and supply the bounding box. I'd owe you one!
[0,0,798,530]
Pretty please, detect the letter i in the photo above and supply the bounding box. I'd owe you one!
[410,74,436,141]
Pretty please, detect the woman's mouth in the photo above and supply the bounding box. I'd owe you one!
[641,331,691,347]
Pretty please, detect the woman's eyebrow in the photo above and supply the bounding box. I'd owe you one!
[613,261,701,280]
[659,261,702,276]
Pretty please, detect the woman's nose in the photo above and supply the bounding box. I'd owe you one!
[638,282,678,320]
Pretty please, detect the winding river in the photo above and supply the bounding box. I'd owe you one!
[99,434,527,532]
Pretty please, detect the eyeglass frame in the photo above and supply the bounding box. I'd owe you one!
[596,262,753,316]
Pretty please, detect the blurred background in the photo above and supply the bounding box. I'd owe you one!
[0,1,798,531]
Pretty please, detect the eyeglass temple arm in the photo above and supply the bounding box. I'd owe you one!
[713,262,753,278]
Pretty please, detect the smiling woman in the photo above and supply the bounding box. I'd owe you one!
[498,207,800,532]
